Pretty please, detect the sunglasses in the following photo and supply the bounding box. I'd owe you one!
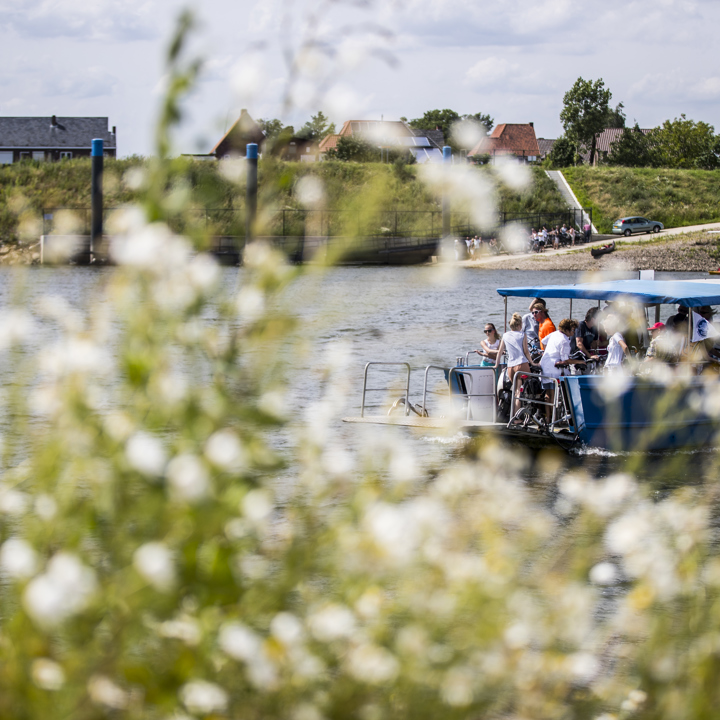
[484,328,494,333]
[532,310,541,315]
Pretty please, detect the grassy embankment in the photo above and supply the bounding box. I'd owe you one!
[0,159,566,243]
[563,167,720,234]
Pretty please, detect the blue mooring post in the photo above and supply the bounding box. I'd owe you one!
[91,138,104,258]
[442,145,452,239]
[246,143,258,242]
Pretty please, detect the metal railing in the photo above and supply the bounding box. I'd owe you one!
[361,362,411,417]
[509,372,563,428]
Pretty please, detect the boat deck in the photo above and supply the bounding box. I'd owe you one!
[343,416,505,429]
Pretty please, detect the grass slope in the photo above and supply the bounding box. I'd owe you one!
[563,167,720,233]
[0,159,567,243]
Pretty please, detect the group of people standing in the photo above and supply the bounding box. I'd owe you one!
[455,236,499,260]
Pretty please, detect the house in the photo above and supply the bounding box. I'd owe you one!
[584,127,652,165]
[319,119,445,162]
[0,116,116,164]
[211,109,265,159]
[537,138,556,161]
[468,123,540,162]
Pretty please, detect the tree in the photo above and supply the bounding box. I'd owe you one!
[560,77,612,164]
[409,109,494,145]
[325,135,377,162]
[648,115,718,169]
[257,118,287,141]
[548,136,575,168]
[606,124,653,167]
[297,111,336,141]
[605,102,626,129]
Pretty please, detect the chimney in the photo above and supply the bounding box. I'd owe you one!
[112,126,116,135]
[529,122,534,128]
[51,115,57,127]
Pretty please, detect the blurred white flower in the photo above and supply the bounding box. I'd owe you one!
[441,666,474,707]
[23,553,97,627]
[308,604,355,642]
[589,562,618,585]
[0,487,29,516]
[134,542,175,591]
[0,537,38,579]
[31,658,65,691]
[34,493,57,520]
[0,309,35,351]
[450,118,484,151]
[258,390,287,419]
[219,621,261,660]
[187,253,220,292]
[500,222,529,254]
[180,680,229,715]
[231,58,266,100]
[88,675,128,709]
[238,553,270,580]
[154,371,188,405]
[494,155,531,191]
[126,432,167,476]
[292,703,325,720]
[111,223,190,268]
[236,286,266,321]
[219,157,246,183]
[35,295,81,331]
[205,429,247,471]
[159,616,201,646]
[40,338,110,377]
[167,454,210,502]
[346,644,399,684]
[567,652,600,682]
[321,445,355,477]
[242,489,273,523]
[296,176,325,208]
[270,612,304,646]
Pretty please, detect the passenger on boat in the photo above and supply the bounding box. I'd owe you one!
[604,314,630,372]
[534,303,556,348]
[539,319,585,421]
[477,323,501,366]
[572,307,599,358]
[644,322,672,363]
[496,313,533,417]
[521,297,544,343]
[666,305,689,332]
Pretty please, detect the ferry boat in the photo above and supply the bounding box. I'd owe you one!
[344,279,720,452]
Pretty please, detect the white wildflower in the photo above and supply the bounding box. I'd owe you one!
[292,703,325,720]
[270,612,304,646]
[441,666,474,707]
[205,429,247,471]
[567,652,600,682]
[126,432,167,476]
[238,553,270,580]
[494,155,531,191]
[308,604,355,642]
[450,118,484,151]
[236,286,265,321]
[321,445,355,477]
[187,253,220,291]
[23,553,97,627]
[159,616,201,646]
[180,680,228,715]
[111,223,190,268]
[0,487,29,516]
[133,542,175,591]
[0,309,35,350]
[590,562,619,585]
[258,390,287,419]
[34,494,57,520]
[40,338,109,377]
[242,489,273,523]
[231,57,266,100]
[88,675,128,709]
[0,537,38,579]
[167,454,210,502]
[346,644,399,684]
[296,176,325,208]
[219,622,262,661]
[503,622,531,649]
[31,658,65,691]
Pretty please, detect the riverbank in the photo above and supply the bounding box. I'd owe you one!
[0,242,40,265]
[460,230,720,272]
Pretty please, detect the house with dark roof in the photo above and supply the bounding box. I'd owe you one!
[0,116,116,164]
[537,138,556,161]
[468,123,540,162]
[583,127,652,165]
[319,120,444,163]
[211,109,265,159]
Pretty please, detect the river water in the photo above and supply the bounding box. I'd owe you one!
[3,265,710,488]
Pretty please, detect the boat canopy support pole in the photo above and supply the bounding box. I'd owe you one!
[569,299,573,319]
[655,304,661,323]
[504,296,508,332]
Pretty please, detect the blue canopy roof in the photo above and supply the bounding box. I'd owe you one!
[497,280,720,307]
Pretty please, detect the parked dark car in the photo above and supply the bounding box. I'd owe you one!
[612,216,663,236]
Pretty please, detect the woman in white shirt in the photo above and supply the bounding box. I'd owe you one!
[478,323,501,367]
[604,313,629,372]
[494,313,530,381]
[539,318,586,422]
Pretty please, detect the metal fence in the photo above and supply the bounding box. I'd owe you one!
[42,206,593,242]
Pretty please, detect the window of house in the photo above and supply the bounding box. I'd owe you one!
[60,151,73,159]
[19,151,31,160]
[0,151,12,165]
[33,151,45,161]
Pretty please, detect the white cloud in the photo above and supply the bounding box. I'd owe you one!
[41,67,119,99]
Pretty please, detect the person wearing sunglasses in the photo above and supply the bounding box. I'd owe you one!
[477,323,501,366]
[533,303,556,348]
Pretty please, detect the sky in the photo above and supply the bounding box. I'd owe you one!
[2,0,720,157]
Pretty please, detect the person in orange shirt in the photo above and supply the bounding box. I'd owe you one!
[533,303,556,348]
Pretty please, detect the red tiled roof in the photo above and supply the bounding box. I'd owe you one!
[319,134,339,151]
[468,123,540,157]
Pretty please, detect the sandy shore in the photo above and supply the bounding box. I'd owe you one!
[459,231,720,272]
